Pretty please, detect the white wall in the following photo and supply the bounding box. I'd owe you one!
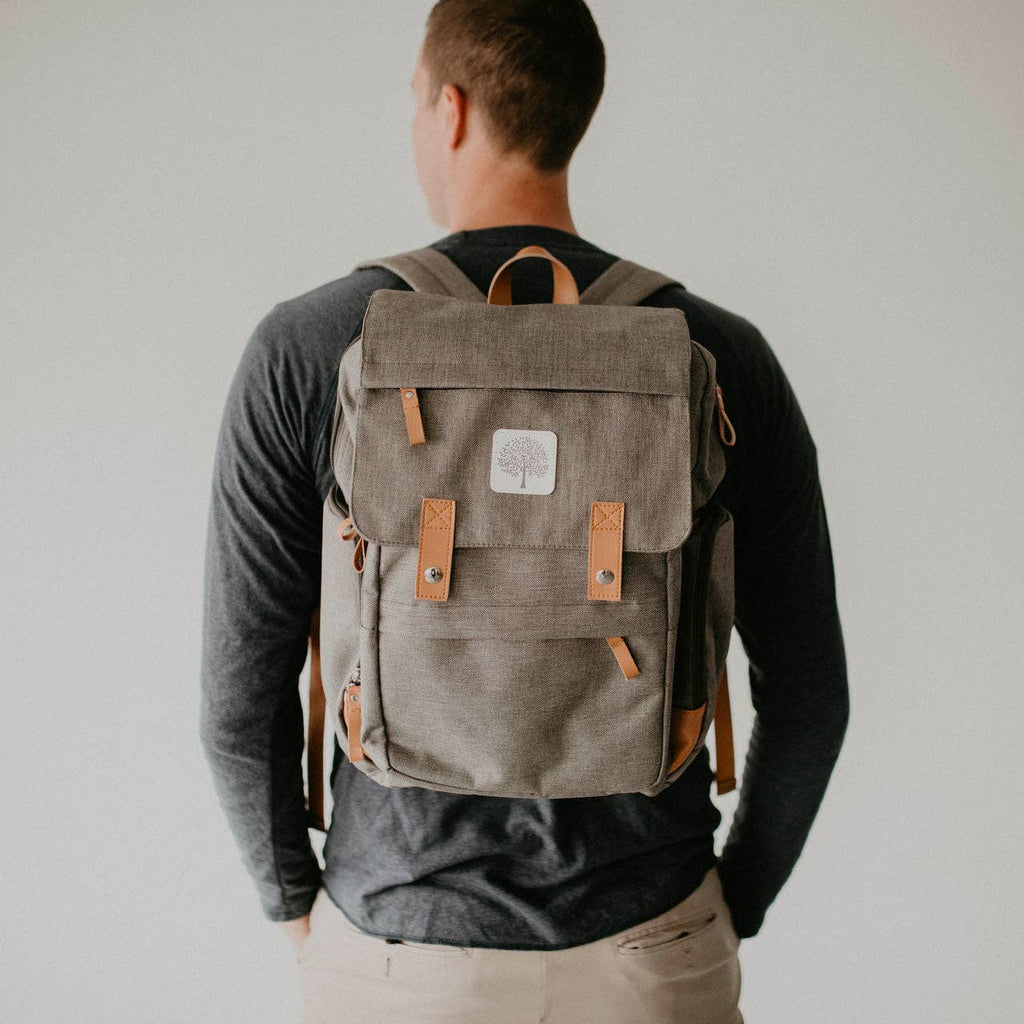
[2,2,1021,1021]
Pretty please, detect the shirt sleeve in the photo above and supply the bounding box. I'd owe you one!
[199,304,324,922]
[715,327,851,939]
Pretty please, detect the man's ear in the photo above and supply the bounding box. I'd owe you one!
[441,82,468,150]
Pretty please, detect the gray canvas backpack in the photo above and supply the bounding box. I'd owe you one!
[305,244,737,829]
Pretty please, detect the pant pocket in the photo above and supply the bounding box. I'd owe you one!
[615,907,719,955]
[386,938,471,959]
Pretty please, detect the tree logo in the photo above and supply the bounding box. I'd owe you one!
[489,428,557,494]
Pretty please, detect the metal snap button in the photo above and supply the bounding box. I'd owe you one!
[595,569,615,585]
[424,566,443,583]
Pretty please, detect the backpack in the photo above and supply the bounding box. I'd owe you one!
[304,244,737,830]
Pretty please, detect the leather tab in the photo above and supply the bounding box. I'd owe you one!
[712,666,737,793]
[416,497,455,601]
[588,501,624,601]
[400,386,426,445]
[668,703,706,774]
[606,636,639,678]
[343,683,364,762]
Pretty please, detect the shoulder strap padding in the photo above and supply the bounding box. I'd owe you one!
[354,247,487,301]
[578,258,682,306]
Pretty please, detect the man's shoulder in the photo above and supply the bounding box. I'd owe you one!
[254,264,405,350]
[648,282,764,354]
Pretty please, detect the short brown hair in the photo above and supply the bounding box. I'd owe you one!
[422,0,605,173]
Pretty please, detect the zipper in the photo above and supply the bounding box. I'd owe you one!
[678,501,728,709]
[687,520,711,696]
[689,344,718,478]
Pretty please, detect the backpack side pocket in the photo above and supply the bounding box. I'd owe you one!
[665,500,734,781]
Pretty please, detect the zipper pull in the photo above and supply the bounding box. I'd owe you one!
[715,386,737,447]
[342,681,364,762]
[338,516,367,574]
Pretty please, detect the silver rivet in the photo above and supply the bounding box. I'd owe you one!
[595,568,615,585]
[404,390,414,399]
[351,693,359,702]
[424,566,443,583]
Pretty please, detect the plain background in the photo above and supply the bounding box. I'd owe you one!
[3,2,1022,1021]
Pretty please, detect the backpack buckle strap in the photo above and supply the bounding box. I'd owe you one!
[606,636,639,679]
[588,500,624,601]
[399,386,426,445]
[416,497,455,601]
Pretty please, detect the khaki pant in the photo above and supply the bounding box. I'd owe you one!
[296,864,743,1024]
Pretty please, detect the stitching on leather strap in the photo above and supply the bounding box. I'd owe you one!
[588,500,624,601]
[415,497,455,601]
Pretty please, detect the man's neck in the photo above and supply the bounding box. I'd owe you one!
[446,163,578,235]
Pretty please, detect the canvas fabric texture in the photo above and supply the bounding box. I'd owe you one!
[317,247,735,801]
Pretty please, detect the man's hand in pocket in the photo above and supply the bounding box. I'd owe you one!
[281,914,311,958]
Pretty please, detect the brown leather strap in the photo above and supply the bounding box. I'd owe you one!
[306,608,326,832]
[712,666,737,794]
[343,684,364,762]
[588,500,624,601]
[668,704,706,774]
[487,245,580,306]
[399,386,426,445]
[416,497,455,601]
[606,636,639,678]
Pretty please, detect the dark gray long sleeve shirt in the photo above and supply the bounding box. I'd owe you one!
[199,223,849,948]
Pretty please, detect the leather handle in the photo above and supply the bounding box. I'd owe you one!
[486,245,580,306]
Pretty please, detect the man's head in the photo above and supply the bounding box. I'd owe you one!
[411,0,605,229]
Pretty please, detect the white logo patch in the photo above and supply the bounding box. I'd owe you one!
[489,428,557,494]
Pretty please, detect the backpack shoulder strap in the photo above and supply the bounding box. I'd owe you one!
[579,258,682,306]
[354,246,487,302]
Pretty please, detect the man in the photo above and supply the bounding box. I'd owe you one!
[200,2,849,1021]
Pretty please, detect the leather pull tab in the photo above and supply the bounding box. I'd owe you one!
[588,501,624,601]
[416,498,455,601]
[343,683,364,762]
[606,636,639,679]
[712,666,736,794]
[400,386,426,445]
[338,516,366,574]
[715,386,736,447]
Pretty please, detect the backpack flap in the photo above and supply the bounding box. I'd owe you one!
[341,287,695,554]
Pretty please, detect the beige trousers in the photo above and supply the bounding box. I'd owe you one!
[295,864,743,1024]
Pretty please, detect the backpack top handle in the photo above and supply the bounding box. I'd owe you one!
[486,244,580,306]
